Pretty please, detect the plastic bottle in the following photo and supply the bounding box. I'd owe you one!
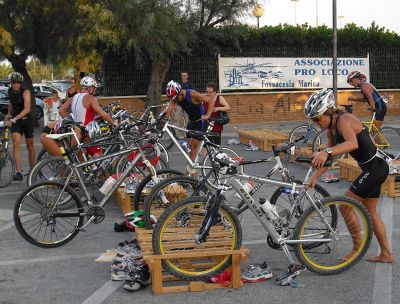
[235,181,254,199]
[259,198,279,221]
[282,187,299,196]
[178,139,191,153]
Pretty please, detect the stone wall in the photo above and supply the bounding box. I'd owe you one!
[98,89,400,123]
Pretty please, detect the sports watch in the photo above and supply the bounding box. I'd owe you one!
[325,147,333,155]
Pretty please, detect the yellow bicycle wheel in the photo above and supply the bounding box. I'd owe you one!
[294,195,372,275]
[152,196,242,281]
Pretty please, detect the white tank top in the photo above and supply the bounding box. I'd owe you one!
[71,93,89,124]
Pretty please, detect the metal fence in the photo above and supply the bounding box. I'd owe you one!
[102,47,400,96]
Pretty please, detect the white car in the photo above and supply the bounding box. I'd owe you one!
[33,83,66,100]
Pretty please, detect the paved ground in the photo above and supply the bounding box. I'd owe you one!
[0,117,399,304]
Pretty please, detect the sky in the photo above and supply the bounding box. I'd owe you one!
[246,0,400,33]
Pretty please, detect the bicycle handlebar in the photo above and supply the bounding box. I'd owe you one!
[272,136,305,155]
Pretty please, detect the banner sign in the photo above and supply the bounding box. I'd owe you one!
[218,56,370,90]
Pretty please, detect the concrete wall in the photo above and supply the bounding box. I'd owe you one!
[98,89,400,124]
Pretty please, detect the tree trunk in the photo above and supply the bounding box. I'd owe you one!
[9,54,39,127]
[145,56,172,108]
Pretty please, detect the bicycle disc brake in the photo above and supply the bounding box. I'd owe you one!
[86,206,105,224]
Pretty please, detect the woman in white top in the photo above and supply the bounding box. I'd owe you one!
[44,90,61,124]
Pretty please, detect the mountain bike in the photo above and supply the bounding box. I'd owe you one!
[13,123,176,248]
[312,106,400,160]
[152,153,373,281]
[0,116,15,188]
[141,136,330,235]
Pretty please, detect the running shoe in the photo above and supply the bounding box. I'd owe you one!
[13,171,23,181]
[241,261,272,283]
[123,265,151,291]
[321,172,339,183]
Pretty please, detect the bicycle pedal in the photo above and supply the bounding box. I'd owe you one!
[275,264,306,286]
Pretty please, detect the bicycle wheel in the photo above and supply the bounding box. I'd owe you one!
[14,181,85,248]
[375,127,400,160]
[152,196,242,281]
[27,157,71,187]
[0,152,15,188]
[289,124,320,150]
[143,175,211,228]
[293,195,372,275]
[201,147,243,188]
[132,169,184,211]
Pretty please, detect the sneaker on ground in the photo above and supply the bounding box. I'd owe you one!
[241,261,272,283]
[13,171,23,181]
[244,142,259,151]
[123,265,151,291]
[112,255,144,267]
[321,172,339,183]
[111,268,131,281]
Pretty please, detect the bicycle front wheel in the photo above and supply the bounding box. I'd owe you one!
[152,196,242,281]
[0,152,15,188]
[294,195,372,275]
[14,181,85,248]
[375,126,400,160]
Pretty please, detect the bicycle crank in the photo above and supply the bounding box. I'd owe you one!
[86,206,105,224]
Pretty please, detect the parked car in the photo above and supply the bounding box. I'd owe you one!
[33,83,66,100]
[0,80,10,87]
[0,86,44,120]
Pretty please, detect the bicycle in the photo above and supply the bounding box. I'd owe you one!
[312,105,400,160]
[288,121,321,151]
[13,124,176,248]
[141,136,330,234]
[0,115,15,188]
[152,152,373,281]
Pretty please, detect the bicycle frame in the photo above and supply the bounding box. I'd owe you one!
[161,120,216,170]
[361,113,390,148]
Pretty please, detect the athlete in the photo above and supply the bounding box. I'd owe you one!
[347,71,387,130]
[6,72,35,181]
[305,88,393,263]
[40,76,117,156]
[164,80,216,161]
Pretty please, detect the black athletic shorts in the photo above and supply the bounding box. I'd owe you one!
[11,116,34,138]
[208,132,221,145]
[350,157,389,198]
[186,120,205,139]
[41,126,53,134]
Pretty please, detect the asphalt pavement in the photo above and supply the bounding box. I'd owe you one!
[0,117,399,304]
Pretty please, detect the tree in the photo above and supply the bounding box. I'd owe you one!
[81,0,256,106]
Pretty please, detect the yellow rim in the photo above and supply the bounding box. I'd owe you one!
[158,202,237,276]
[299,201,368,270]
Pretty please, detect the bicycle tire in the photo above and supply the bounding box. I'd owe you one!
[143,175,210,228]
[152,196,242,281]
[293,195,372,275]
[132,169,184,211]
[289,124,320,150]
[375,126,400,160]
[14,181,85,248]
[27,157,70,187]
[0,152,15,188]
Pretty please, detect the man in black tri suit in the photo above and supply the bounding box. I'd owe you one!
[6,72,35,181]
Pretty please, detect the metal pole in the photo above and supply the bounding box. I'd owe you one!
[294,2,297,24]
[316,0,319,26]
[257,17,259,29]
[332,0,337,101]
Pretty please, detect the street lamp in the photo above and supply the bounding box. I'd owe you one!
[291,0,299,25]
[252,5,264,29]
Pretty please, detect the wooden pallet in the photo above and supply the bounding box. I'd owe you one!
[135,228,249,295]
[116,187,133,214]
[238,129,289,152]
[338,159,400,197]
